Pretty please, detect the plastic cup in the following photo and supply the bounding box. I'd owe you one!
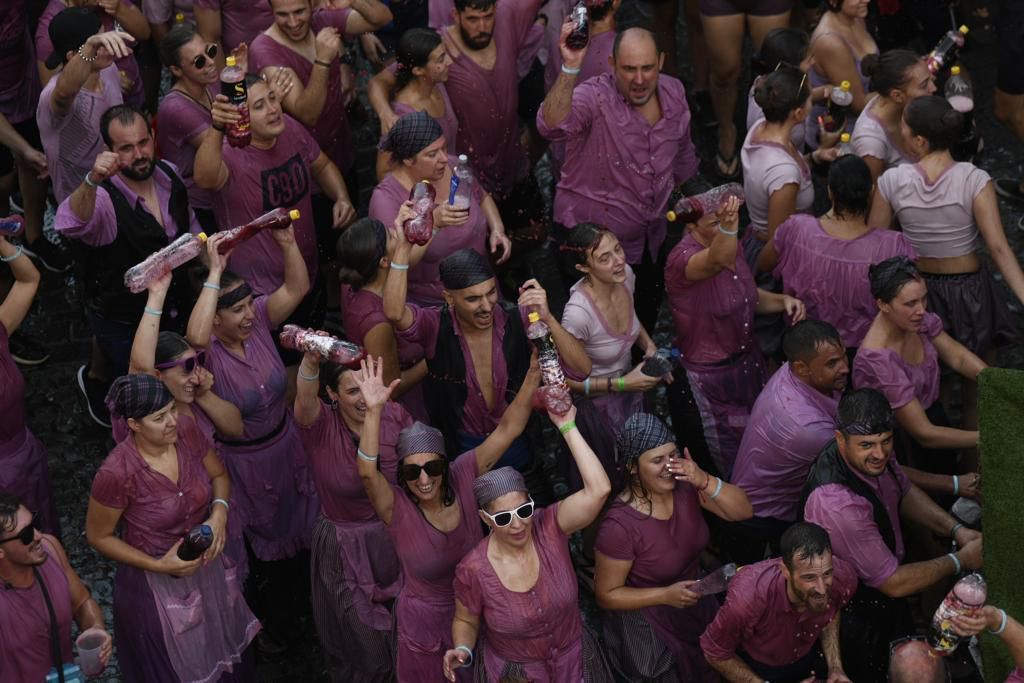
[76,630,108,676]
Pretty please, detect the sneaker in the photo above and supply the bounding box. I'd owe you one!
[994,178,1024,204]
[77,365,112,428]
[22,237,71,273]
[8,330,50,366]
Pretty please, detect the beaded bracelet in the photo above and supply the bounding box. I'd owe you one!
[357,448,379,462]
[77,44,97,63]
[990,609,1008,636]
[559,420,577,435]
[0,245,23,263]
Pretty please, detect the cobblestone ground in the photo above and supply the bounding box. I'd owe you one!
[17,9,1024,682]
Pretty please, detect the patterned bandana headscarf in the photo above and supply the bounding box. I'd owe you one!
[397,422,446,460]
[105,373,174,421]
[439,248,494,291]
[378,111,444,162]
[616,413,675,466]
[473,467,528,509]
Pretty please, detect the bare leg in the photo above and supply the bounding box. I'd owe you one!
[747,11,792,51]
[701,13,746,175]
[653,0,681,78]
[684,0,709,91]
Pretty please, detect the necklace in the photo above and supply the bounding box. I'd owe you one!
[173,84,213,112]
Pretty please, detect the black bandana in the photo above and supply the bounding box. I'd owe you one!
[217,282,253,310]
[105,373,174,421]
[439,248,494,291]
[616,413,675,465]
[378,111,444,162]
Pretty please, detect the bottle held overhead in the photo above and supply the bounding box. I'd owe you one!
[279,325,367,366]
[124,232,208,293]
[216,208,300,253]
[404,180,437,246]
[526,311,573,415]
[666,183,744,223]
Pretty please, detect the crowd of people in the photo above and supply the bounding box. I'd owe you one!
[1,0,1023,681]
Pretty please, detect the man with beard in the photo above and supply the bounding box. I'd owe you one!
[803,389,984,681]
[537,25,699,333]
[700,522,856,682]
[56,105,201,424]
[0,492,111,681]
[729,320,849,564]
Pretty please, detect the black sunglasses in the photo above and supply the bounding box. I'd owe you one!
[155,349,206,374]
[401,459,446,482]
[192,43,219,70]
[0,519,35,545]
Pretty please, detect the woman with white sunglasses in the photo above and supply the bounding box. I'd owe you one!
[443,404,615,681]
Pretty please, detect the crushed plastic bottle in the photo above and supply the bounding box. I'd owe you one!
[279,325,366,366]
[526,312,572,415]
[641,349,674,377]
[928,572,987,655]
[217,208,300,253]
[124,232,208,293]
[691,563,738,596]
[667,183,744,223]
[404,180,436,246]
[449,154,473,209]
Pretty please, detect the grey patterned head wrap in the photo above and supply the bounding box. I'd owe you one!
[105,373,175,421]
[378,111,444,162]
[397,422,446,459]
[439,248,494,291]
[616,413,675,465]
[473,467,528,509]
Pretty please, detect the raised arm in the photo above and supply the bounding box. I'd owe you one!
[552,405,611,535]
[539,20,585,129]
[475,359,541,475]
[270,28,339,128]
[193,95,236,191]
[129,272,172,373]
[187,233,232,348]
[518,278,592,378]
[194,4,223,50]
[50,32,135,116]
[294,349,325,427]
[755,288,806,322]
[0,236,40,335]
[353,356,401,524]
[932,331,987,383]
[367,67,399,135]
[192,368,245,437]
[683,195,742,281]
[975,183,1024,306]
[382,206,419,330]
[265,225,311,327]
[877,536,981,598]
[344,0,393,33]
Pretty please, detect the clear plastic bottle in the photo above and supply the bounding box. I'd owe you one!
[837,132,853,156]
[279,324,367,366]
[945,66,980,162]
[691,563,738,596]
[217,208,300,253]
[926,25,969,75]
[822,80,853,133]
[174,11,185,24]
[177,524,213,561]
[641,349,674,377]
[525,311,573,415]
[220,55,251,148]
[448,154,474,209]
[565,1,590,50]
[0,214,24,236]
[404,180,436,245]
[666,182,744,223]
[928,572,987,655]
[124,232,208,293]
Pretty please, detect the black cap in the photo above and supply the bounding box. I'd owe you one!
[45,8,103,71]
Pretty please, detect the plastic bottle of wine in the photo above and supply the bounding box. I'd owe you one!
[220,56,251,148]
[565,1,590,50]
[666,183,744,223]
[526,312,573,415]
[926,25,968,74]
[928,572,987,655]
[404,180,436,245]
[216,208,300,253]
[124,232,208,293]
[279,325,366,366]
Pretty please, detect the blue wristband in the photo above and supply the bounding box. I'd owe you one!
[947,552,961,575]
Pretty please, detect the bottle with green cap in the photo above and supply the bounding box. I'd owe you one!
[220,55,251,147]
[823,80,853,133]
[216,208,302,253]
[926,25,968,74]
[124,232,209,293]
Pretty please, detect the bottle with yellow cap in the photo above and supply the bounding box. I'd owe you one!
[220,55,251,147]
[124,232,209,293]
[837,132,853,157]
[823,80,853,133]
[174,11,185,24]
[525,311,573,415]
[926,25,968,74]
[216,208,302,253]
[945,66,980,161]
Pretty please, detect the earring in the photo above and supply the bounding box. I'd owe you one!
[330,399,338,409]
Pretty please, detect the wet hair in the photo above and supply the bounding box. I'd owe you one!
[837,388,895,436]
[612,26,661,61]
[869,256,921,302]
[244,73,265,90]
[562,222,613,267]
[336,217,387,289]
[394,28,443,92]
[828,154,872,218]
[155,332,192,366]
[904,95,962,152]
[454,0,495,11]
[782,319,843,364]
[861,49,920,97]
[99,104,148,147]
[753,66,810,122]
[159,21,199,70]
[753,28,810,77]
[0,492,21,535]
[588,0,616,23]
[780,522,832,570]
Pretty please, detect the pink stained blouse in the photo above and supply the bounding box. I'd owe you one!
[853,311,943,410]
[193,0,275,51]
[0,7,40,125]
[851,95,916,170]
[391,83,459,157]
[803,459,912,588]
[248,8,355,173]
[876,161,991,259]
[665,233,759,366]
[368,160,488,306]
[773,214,917,348]
[741,120,815,236]
[454,503,584,682]
[91,415,213,557]
[561,266,640,378]
[155,87,216,211]
[143,0,195,25]
[341,285,425,369]
[731,363,842,523]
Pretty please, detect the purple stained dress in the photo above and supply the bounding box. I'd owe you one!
[248,8,355,173]
[665,233,767,478]
[298,401,411,682]
[392,83,459,157]
[853,311,943,412]
[156,87,216,212]
[454,503,613,682]
[0,323,59,537]
[205,296,318,560]
[805,32,872,150]
[595,485,719,682]
[387,449,482,681]
[90,417,259,683]
[772,214,917,348]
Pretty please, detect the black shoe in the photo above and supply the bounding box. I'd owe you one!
[77,365,111,428]
[8,330,50,366]
[22,237,71,273]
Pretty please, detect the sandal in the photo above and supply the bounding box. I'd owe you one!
[714,148,741,181]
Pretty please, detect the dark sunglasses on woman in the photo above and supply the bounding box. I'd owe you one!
[400,459,446,482]
[155,350,206,374]
[481,499,535,528]
[192,43,219,70]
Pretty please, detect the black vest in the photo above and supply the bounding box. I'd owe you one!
[69,161,193,324]
[425,301,531,458]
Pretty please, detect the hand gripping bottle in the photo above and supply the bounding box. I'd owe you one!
[565,1,590,50]
[404,180,436,246]
[220,55,251,148]
[526,312,573,415]
[217,208,300,253]
[945,66,980,162]
[666,183,744,223]
[124,232,208,293]
[279,325,367,366]
[837,132,854,156]
[448,154,474,209]
[822,80,853,133]
[0,214,24,236]
[177,524,213,561]
[926,25,968,75]
[641,348,674,377]
[928,572,987,655]
[690,563,738,596]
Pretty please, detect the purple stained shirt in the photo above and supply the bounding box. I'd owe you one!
[391,83,459,157]
[428,0,454,30]
[561,267,639,378]
[368,163,488,306]
[341,285,425,367]
[538,72,699,263]
[54,161,200,245]
[699,556,858,667]
[851,95,915,170]
[853,311,943,411]
[249,8,355,173]
[1008,669,1024,683]
[193,0,275,51]
[36,0,144,107]
[731,363,841,522]
[211,115,320,295]
[804,459,912,588]
[665,232,758,366]
[0,6,40,124]
[443,0,543,200]
[773,214,917,348]
[543,29,614,92]
[143,0,195,25]
[156,88,216,210]
[37,64,123,203]
[741,120,815,236]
